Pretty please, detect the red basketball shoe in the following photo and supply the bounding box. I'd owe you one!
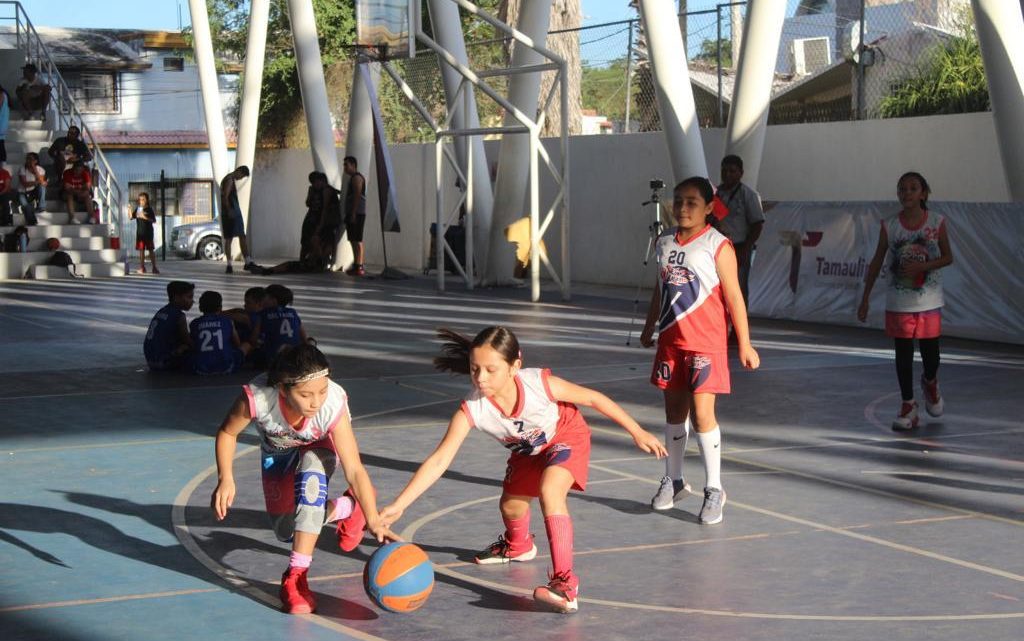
[892,401,919,431]
[533,570,579,613]
[336,488,366,552]
[280,567,315,614]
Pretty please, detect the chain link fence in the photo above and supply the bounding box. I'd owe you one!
[361,0,987,144]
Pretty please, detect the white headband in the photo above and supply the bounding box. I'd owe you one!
[285,369,330,385]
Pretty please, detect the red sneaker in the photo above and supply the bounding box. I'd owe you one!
[279,567,315,614]
[892,401,919,431]
[336,488,366,552]
[533,570,579,613]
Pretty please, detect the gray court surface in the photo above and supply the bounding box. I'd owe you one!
[1,260,1022,641]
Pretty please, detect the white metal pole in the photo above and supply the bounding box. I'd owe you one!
[723,0,786,190]
[638,0,708,183]
[236,0,269,234]
[487,0,553,286]
[187,0,230,186]
[287,0,343,190]
[436,136,445,291]
[464,83,475,289]
[529,128,540,302]
[426,0,494,278]
[971,0,1024,201]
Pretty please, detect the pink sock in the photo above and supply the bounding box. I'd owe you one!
[544,514,574,577]
[289,551,312,570]
[326,495,354,524]
[503,510,532,552]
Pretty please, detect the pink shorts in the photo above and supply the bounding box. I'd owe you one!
[502,417,590,497]
[650,344,731,394]
[885,309,942,339]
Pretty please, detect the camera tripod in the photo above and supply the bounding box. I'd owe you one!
[625,180,668,346]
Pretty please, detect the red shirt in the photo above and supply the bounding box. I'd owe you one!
[62,168,92,191]
[0,168,11,193]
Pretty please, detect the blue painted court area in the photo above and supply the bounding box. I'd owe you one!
[2,260,1023,641]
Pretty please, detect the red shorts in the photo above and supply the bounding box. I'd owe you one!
[136,240,154,250]
[502,417,590,497]
[650,344,730,394]
[885,309,941,339]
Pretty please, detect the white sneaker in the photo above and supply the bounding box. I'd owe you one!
[892,401,919,431]
[920,376,944,417]
[651,475,692,511]
[70,218,81,225]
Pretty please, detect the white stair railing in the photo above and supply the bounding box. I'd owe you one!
[4,1,125,249]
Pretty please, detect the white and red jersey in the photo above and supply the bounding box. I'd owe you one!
[244,374,350,453]
[655,225,731,353]
[461,368,582,456]
[883,211,946,313]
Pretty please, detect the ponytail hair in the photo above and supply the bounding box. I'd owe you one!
[434,326,521,374]
[268,344,331,387]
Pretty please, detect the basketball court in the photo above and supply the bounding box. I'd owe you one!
[2,260,1022,641]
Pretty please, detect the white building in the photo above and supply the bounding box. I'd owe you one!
[1,26,239,221]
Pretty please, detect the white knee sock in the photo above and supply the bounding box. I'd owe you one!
[664,419,690,480]
[696,426,722,490]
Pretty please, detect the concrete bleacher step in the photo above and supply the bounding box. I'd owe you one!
[2,223,111,238]
[25,236,108,251]
[28,263,127,279]
[30,211,102,226]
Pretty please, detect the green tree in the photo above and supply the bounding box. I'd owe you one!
[580,57,629,123]
[877,30,989,118]
[692,37,731,68]
[187,0,356,146]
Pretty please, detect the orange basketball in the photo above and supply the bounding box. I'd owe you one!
[363,542,434,613]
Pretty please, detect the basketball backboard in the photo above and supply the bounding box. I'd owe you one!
[355,0,419,59]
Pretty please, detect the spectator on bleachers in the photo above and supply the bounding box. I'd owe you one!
[144,280,195,371]
[62,160,92,224]
[48,124,92,181]
[15,64,51,121]
[2,224,28,252]
[0,162,17,226]
[17,152,46,225]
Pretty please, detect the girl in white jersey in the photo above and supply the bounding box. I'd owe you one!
[211,345,395,614]
[379,326,666,614]
[858,172,953,430]
[640,177,760,526]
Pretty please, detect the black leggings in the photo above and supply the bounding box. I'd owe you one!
[894,338,940,401]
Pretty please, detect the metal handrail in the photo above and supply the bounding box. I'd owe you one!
[3,1,125,246]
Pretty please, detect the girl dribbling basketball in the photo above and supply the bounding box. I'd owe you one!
[378,326,667,613]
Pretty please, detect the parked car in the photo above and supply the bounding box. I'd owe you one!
[170,221,223,260]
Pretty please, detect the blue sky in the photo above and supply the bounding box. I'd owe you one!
[19,0,743,31]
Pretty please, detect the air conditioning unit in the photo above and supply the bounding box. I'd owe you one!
[791,37,832,76]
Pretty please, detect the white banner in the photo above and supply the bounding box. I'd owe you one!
[749,202,1024,345]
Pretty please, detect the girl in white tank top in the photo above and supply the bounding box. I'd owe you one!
[378,326,666,614]
[858,172,954,431]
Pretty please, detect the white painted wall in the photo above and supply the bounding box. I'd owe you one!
[78,51,238,132]
[248,111,1008,286]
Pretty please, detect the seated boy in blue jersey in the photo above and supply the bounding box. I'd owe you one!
[144,280,194,371]
[189,291,250,375]
[224,286,266,346]
[252,284,314,363]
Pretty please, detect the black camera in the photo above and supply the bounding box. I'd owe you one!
[649,179,665,190]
